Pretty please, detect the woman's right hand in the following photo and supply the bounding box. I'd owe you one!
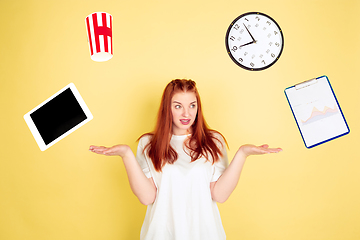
[89,144,131,158]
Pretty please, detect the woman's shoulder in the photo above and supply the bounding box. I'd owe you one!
[209,130,225,141]
[138,133,153,146]
[209,130,228,148]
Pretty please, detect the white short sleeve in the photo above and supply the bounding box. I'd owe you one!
[211,135,229,182]
[136,136,152,178]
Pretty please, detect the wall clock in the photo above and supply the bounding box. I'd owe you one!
[225,12,284,71]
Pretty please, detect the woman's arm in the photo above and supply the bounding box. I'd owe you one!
[210,144,282,203]
[89,144,157,205]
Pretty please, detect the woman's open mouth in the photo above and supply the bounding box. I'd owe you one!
[180,119,191,125]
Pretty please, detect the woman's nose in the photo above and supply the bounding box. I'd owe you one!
[182,108,189,117]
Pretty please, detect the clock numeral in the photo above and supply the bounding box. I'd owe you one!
[266,49,270,54]
[255,16,260,21]
[234,24,240,30]
[240,29,244,34]
[250,62,255,67]
[274,31,278,35]
[245,18,249,21]
[237,37,242,41]
[244,52,248,56]
[267,33,272,38]
[261,60,266,65]
[275,42,280,47]
[255,23,259,27]
[259,54,263,58]
[231,46,238,52]
[247,24,251,29]
[230,36,235,41]
[251,54,255,59]
[238,58,243,62]
[269,42,273,46]
[263,27,267,31]
[271,53,275,58]
[266,21,271,25]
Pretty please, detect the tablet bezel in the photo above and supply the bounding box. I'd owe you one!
[24,83,93,151]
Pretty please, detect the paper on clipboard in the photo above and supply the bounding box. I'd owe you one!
[284,75,349,148]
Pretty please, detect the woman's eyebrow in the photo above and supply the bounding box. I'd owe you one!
[172,100,197,104]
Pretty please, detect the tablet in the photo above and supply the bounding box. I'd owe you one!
[24,83,93,151]
[284,76,349,148]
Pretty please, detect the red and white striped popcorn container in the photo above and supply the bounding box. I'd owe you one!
[85,12,113,62]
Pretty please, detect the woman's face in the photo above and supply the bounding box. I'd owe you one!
[171,91,198,135]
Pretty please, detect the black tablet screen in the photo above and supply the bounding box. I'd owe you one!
[30,88,87,145]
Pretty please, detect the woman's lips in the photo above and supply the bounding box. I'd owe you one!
[180,119,191,125]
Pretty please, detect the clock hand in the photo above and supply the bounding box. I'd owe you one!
[239,41,255,48]
[243,23,257,43]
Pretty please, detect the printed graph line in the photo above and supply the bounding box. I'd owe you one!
[301,105,338,125]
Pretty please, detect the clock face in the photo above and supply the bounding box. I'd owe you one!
[225,12,284,71]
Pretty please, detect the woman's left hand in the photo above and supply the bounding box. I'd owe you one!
[237,144,282,158]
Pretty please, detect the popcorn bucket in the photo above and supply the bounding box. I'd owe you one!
[85,12,113,62]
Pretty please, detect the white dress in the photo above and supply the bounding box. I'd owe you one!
[136,134,229,240]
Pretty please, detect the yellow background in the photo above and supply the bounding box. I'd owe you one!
[1,0,359,239]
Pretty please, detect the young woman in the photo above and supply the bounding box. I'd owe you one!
[89,79,282,240]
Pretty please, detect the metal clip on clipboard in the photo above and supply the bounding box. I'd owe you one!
[295,78,318,90]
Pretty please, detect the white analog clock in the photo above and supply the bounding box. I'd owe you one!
[225,12,284,71]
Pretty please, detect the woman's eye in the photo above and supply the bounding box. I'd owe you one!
[175,105,181,109]
[190,104,196,108]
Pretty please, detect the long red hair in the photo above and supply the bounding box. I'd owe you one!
[139,79,227,172]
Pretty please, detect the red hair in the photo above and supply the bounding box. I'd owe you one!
[139,79,227,172]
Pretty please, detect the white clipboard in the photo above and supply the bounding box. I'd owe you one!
[284,75,349,148]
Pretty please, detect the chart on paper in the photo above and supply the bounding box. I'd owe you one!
[300,104,338,125]
[295,95,340,127]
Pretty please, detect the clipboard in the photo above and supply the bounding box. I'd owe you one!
[284,75,350,148]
